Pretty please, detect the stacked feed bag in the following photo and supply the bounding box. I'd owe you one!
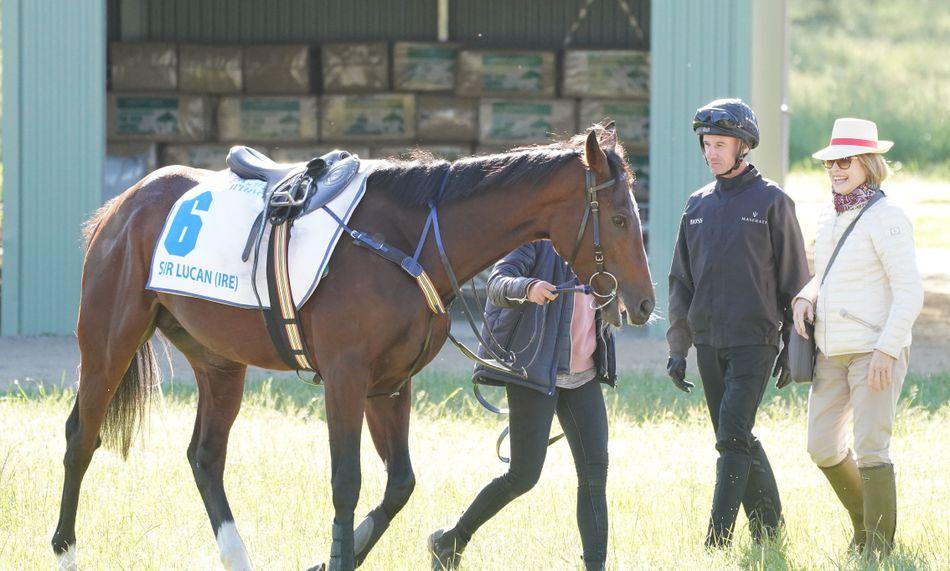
[562,50,650,99]
[109,43,178,91]
[217,96,319,142]
[416,96,478,142]
[579,100,649,147]
[162,144,233,170]
[107,93,213,142]
[104,142,158,200]
[321,94,415,141]
[627,152,650,203]
[322,43,389,93]
[269,144,371,164]
[243,44,313,94]
[393,42,459,92]
[479,99,576,145]
[178,44,243,94]
[458,50,557,98]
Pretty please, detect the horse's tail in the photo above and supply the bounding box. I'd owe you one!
[101,339,161,460]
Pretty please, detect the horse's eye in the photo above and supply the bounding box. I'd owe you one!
[612,215,627,228]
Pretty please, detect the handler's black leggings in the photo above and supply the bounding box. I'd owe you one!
[453,380,609,565]
[696,344,782,547]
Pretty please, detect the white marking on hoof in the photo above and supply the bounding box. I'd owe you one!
[57,545,78,571]
[216,521,253,571]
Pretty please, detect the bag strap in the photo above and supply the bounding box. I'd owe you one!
[820,190,884,286]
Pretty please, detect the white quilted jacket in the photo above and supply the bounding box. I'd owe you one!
[795,196,923,358]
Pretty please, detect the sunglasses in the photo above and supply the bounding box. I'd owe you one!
[692,108,740,131]
[822,157,853,170]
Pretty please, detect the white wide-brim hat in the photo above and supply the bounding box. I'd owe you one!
[812,118,894,160]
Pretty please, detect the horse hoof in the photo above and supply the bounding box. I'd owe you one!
[306,564,326,571]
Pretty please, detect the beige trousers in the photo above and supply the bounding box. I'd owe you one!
[807,348,909,468]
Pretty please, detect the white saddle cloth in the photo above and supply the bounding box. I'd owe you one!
[147,160,385,309]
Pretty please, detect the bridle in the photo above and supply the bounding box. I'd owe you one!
[566,168,620,310]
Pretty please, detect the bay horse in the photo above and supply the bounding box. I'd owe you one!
[52,125,655,570]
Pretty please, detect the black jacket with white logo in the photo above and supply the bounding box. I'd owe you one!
[667,165,809,355]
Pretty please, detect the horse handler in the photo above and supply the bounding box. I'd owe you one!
[427,240,617,571]
[666,99,810,548]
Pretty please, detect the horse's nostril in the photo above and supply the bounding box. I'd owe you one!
[639,298,655,316]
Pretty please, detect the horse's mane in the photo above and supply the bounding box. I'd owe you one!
[369,127,631,207]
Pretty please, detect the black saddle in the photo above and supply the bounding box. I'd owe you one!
[228,145,362,261]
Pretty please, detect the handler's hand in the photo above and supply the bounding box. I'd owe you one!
[666,354,694,393]
[793,298,814,339]
[868,349,896,392]
[526,280,558,305]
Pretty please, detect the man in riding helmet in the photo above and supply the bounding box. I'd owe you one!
[666,98,810,548]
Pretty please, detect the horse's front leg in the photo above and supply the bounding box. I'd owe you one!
[320,363,370,571]
[353,383,415,567]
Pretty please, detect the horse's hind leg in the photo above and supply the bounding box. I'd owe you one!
[353,385,415,567]
[52,285,160,568]
[160,315,252,570]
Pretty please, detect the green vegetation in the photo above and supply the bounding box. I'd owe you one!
[2,372,947,569]
[789,0,950,172]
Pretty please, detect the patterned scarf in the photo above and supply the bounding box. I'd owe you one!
[833,181,876,213]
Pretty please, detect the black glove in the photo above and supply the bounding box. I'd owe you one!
[773,344,791,389]
[666,354,694,393]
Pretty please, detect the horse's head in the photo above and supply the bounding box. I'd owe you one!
[549,124,656,327]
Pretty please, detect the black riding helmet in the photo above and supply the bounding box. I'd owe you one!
[693,98,760,174]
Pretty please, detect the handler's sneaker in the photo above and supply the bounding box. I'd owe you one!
[427,527,465,570]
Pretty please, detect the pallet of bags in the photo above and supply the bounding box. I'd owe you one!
[371,144,472,161]
[104,142,158,201]
[322,42,389,93]
[563,50,650,99]
[321,94,415,141]
[178,44,243,94]
[579,100,649,147]
[107,93,213,142]
[268,144,371,164]
[393,42,459,92]
[162,144,234,170]
[109,42,177,91]
[627,152,650,203]
[457,50,557,98]
[416,96,478,142]
[479,99,576,145]
[217,96,319,143]
[243,44,313,94]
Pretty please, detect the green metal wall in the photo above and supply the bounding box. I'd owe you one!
[647,0,753,336]
[1,0,106,335]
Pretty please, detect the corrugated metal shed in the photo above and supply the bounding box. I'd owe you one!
[1,0,106,335]
[450,0,649,49]
[1,0,787,336]
[120,0,438,43]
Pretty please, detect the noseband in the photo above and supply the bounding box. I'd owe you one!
[567,169,619,310]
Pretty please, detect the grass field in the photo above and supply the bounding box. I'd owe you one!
[2,371,947,570]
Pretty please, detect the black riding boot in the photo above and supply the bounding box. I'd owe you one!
[427,526,468,570]
[744,444,783,543]
[706,453,753,548]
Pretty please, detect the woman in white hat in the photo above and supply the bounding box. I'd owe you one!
[792,118,923,558]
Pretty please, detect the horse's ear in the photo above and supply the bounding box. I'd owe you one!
[584,129,607,170]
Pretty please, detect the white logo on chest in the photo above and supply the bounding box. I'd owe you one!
[689,218,703,225]
[741,211,768,225]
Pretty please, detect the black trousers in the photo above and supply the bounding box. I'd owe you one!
[456,380,609,564]
[696,344,782,546]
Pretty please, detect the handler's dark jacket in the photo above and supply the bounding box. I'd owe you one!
[667,165,809,356]
[473,241,617,394]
